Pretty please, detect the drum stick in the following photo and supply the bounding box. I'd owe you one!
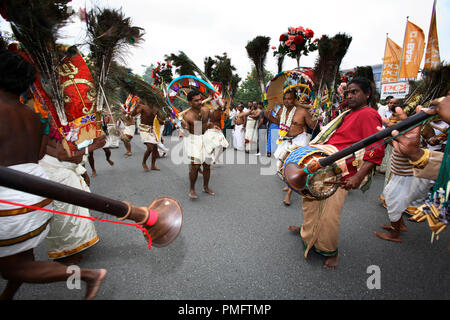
[324,181,346,185]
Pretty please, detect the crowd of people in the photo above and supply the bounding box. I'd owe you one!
[0,45,448,299]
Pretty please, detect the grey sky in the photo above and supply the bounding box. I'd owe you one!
[1,0,449,80]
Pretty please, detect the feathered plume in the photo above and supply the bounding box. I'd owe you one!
[245,36,271,95]
[404,63,450,115]
[4,0,73,124]
[313,33,352,95]
[110,63,167,111]
[85,7,144,112]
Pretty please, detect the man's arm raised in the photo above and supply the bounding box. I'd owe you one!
[264,106,279,124]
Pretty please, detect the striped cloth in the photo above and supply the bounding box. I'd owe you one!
[390,149,414,176]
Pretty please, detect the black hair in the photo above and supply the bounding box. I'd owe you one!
[347,77,372,94]
[385,95,394,101]
[283,89,298,99]
[187,90,201,102]
[347,77,373,103]
[0,49,36,96]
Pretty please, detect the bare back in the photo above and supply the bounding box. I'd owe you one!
[0,91,43,166]
[133,104,156,126]
[209,109,222,127]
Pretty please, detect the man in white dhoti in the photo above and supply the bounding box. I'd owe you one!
[131,102,164,172]
[87,113,115,177]
[0,50,106,300]
[233,105,246,151]
[374,148,434,242]
[265,90,317,205]
[245,105,260,154]
[181,91,220,199]
[204,108,229,164]
[39,135,102,263]
[120,112,137,157]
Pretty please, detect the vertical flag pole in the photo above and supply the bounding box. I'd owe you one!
[398,16,409,82]
[381,33,389,85]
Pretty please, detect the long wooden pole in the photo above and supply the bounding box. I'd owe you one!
[318,109,434,168]
[0,166,128,218]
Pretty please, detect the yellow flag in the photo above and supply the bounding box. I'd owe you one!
[399,21,425,79]
[381,38,402,84]
[424,0,440,70]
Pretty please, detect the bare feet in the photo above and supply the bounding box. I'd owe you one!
[91,171,97,178]
[323,255,339,270]
[288,225,300,234]
[84,269,107,300]
[374,231,402,243]
[142,163,150,172]
[381,224,408,232]
[203,187,215,196]
[151,166,160,171]
[55,254,84,266]
[107,159,114,166]
[283,199,291,206]
[189,190,198,199]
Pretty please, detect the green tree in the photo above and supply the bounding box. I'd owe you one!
[165,52,196,76]
[204,56,215,79]
[142,64,155,84]
[234,67,273,103]
[204,53,241,96]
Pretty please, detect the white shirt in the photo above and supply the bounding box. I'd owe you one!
[229,109,238,125]
[377,104,389,119]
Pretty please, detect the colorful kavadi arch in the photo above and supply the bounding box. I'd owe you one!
[165,75,220,128]
[264,67,315,109]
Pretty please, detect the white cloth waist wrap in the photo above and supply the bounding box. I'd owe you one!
[184,133,206,164]
[0,163,53,258]
[122,125,135,137]
[39,155,98,259]
[274,132,310,172]
[139,124,158,144]
[203,128,229,156]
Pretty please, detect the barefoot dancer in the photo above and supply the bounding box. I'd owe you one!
[130,102,162,172]
[0,49,106,300]
[265,89,317,206]
[87,113,115,177]
[204,107,229,164]
[39,131,105,264]
[181,90,220,199]
[288,78,385,269]
[233,105,246,151]
[120,94,140,157]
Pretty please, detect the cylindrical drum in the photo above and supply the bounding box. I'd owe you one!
[282,145,341,199]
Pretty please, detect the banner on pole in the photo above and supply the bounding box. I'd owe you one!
[399,21,425,80]
[381,82,410,99]
[424,0,440,70]
[381,38,402,84]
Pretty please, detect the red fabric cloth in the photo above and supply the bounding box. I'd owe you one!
[327,106,385,179]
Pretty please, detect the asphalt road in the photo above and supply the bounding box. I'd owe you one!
[10,133,449,300]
